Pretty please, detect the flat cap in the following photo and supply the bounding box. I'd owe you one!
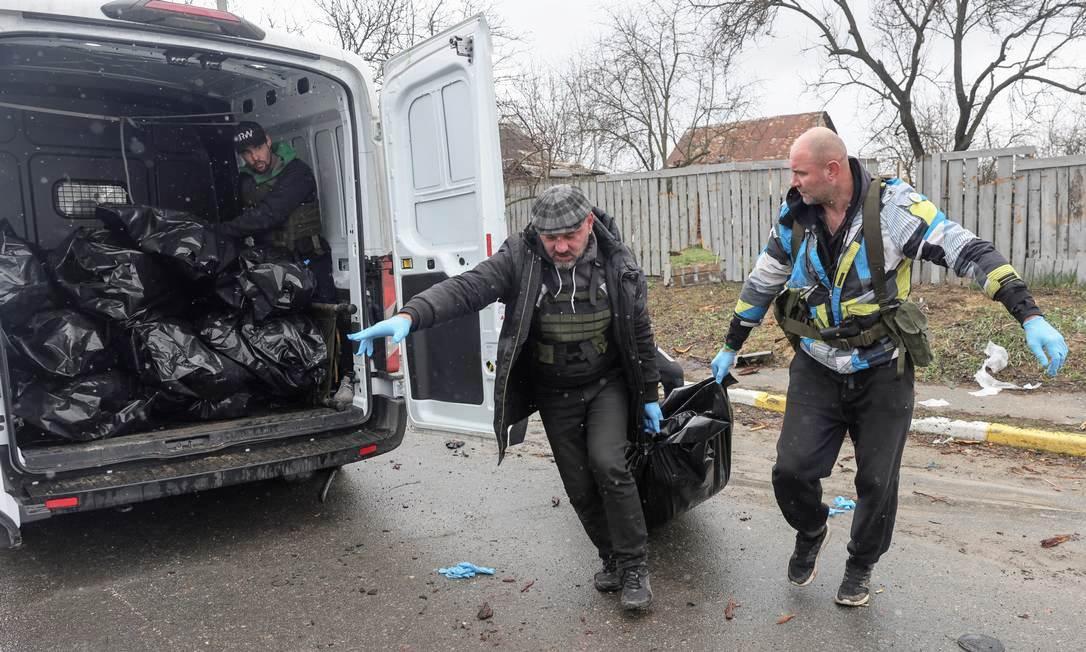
[531,185,593,234]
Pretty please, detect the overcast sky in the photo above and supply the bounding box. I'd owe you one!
[200,0,1077,163]
[193,0,871,151]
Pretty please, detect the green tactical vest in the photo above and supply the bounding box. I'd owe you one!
[241,143,322,250]
[530,263,616,387]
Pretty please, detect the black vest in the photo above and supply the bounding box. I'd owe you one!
[529,259,616,387]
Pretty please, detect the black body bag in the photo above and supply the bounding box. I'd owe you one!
[627,376,735,529]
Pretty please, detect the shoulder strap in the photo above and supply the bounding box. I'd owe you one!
[861,178,892,310]
[790,220,802,264]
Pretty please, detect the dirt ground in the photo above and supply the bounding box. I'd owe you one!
[648,281,1086,393]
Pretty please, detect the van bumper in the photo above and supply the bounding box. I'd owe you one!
[9,396,405,536]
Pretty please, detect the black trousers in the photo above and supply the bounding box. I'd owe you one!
[535,374,648,570]
[773,351,914,566]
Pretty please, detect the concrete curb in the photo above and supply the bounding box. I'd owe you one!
[729,387,1086,457]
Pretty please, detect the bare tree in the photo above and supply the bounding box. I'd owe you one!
[498,62,608,178]
[313,0,518,83]
[700,0,1086,158]
[580,0,750,171]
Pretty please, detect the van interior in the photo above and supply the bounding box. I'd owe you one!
[0,35,379,476]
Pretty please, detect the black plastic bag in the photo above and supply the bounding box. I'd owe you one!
[153,389,256,422]
[130,318,253,399]
[627,376,735,529]
[240,314,327,397]
[13,370,157,442]
[50,229,173,323]
[6,309,116,378]
[216,246,315,321]
[96,204,237,281]
[0,223,53,327]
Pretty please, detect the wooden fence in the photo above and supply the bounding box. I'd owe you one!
[506,160,795,281]
[915,147,1086,285]
[506,149,1086,284]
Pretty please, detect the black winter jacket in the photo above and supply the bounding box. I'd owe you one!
[400,209,661,462]
[218,157,317,240]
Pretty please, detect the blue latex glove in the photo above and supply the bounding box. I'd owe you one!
[642,401,663,433]
[711,347,736,384]
[437,562,495,579]
[828,495,856,517]
[348,315,412,357]
[1023,317,1068,377]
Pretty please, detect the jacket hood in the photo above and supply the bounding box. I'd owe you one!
[240,141,298,184]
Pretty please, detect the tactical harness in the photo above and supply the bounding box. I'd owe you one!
[773,178,932,374]
[531,263,616,385]
[243,168,324,253]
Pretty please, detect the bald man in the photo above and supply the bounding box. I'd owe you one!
[711,127,1068,607]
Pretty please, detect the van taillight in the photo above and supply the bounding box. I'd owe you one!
[144,0,239,22]
[101,0,265,40]
[45,497,79,510]
[358,444,378,457]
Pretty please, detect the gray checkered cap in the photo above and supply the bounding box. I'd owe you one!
[530,185,593,234]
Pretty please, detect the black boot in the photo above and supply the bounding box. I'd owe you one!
[593,557,621,593]
[619,565,653,611]
[787,525,831,586]
[835,558,873,607]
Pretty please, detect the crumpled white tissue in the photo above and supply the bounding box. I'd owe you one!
[970,341,1041,397]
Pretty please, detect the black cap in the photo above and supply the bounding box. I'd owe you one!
[233,121,267,152]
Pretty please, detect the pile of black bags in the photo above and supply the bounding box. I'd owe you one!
[0,206,330,445]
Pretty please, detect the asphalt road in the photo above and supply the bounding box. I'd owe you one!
[2,408,1084,651]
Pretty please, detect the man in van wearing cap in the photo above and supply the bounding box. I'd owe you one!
[348,185,663,612]
[219,120,334,301]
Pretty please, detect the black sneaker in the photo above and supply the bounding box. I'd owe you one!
[835,559,873,607]
[619,565,653,611]
[593,557,621,593]
[787,525,831,586]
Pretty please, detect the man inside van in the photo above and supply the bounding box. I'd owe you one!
[217,120,335,302]
[348,185,662,612]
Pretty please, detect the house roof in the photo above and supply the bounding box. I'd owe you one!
[666,112,836,167]
[500,123,603,180]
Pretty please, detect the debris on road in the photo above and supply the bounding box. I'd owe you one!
[1040,533,1080,549]
[551,496,561,507]
[445,440,465,450]
[520,580,535,593]
[477,602,493,620]
[957,633,1006,652]
[828,496,856,516]
[913,491,953,504]
[724,597,739,620]
[776,613,795,625]
[437,562,495,579]
[501,577,516,583]
[918,398,951,408]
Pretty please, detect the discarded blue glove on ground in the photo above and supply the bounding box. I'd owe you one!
[437,562,495,579]
[828,496,856,517]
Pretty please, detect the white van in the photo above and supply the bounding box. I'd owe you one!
[0,0,506,548]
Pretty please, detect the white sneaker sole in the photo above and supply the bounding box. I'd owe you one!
[789,527,831,587]
[834,593,870,607]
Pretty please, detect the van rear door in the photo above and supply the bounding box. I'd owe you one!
[380,16,505,437]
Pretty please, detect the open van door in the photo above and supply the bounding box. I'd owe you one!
[380,16,506,437]
[1,375,22,547]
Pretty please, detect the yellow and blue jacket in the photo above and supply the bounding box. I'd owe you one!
[724,159,1041,374]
